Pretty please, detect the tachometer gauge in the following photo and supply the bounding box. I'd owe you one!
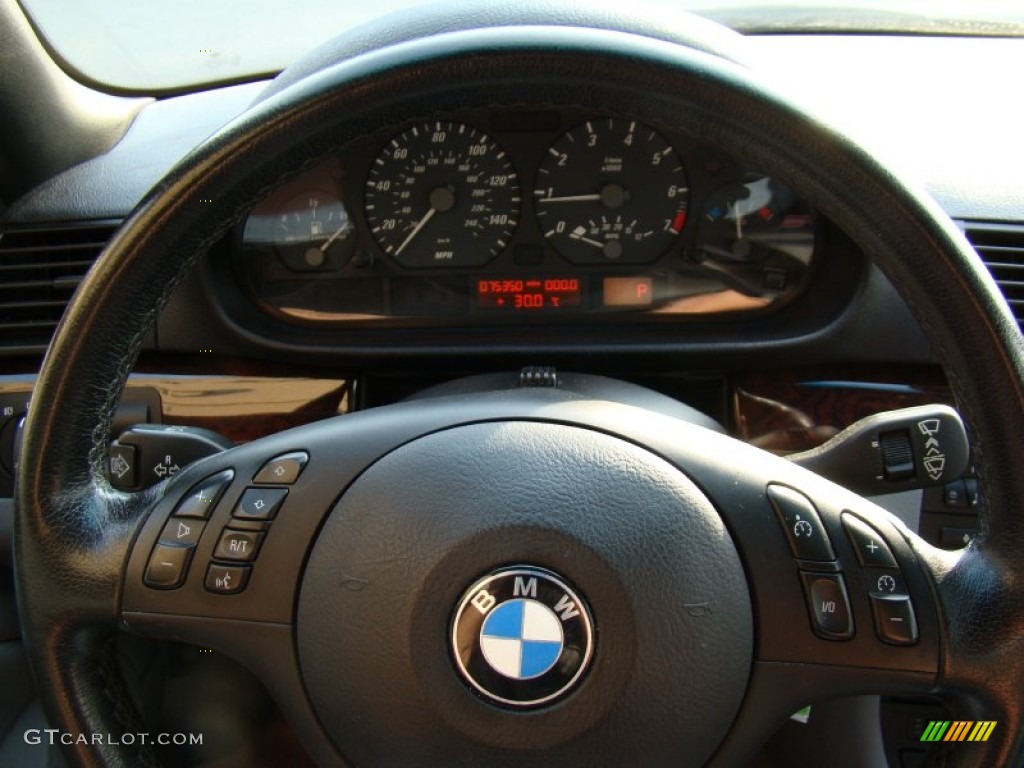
[696,176,814,296]
[534,119,689,264]
[365,121,520,268]
[243,190,353,271]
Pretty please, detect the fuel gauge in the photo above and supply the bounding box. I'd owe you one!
[243,190,354,272]
[696,176,814,297]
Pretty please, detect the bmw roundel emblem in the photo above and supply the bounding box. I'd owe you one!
[451,566,594,707]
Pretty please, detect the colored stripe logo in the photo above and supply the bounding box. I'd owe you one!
[921,721,997,742]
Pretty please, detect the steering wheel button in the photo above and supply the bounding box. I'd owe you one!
[865,567,907,597]
[213,529,265,562]
[253,451,308,485]
[871,595,918,645]
[173,470,234,519]
[842,513,898,567]
[767,484,836,562]
[234,487,288,520]
[800,571,854,640]
[144,544,193,589]
[205,563,251,594]
[158,518,205,548]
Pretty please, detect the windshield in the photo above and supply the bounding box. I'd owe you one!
[18,0,1024,93]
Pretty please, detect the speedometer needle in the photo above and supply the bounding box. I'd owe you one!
[394,207,437,256]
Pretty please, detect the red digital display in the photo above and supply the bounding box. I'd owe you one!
[476,277,582,310]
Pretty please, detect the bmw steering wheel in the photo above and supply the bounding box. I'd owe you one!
[15,4,1024,767]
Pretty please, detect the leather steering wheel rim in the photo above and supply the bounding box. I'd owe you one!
[16,9,1024,768]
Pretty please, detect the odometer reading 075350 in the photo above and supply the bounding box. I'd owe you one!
[365,121,520,268]
[535,118,689,265]
[476,277,582,311]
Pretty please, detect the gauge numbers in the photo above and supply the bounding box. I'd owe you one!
[535,119,689,264]
[365,122,520,267]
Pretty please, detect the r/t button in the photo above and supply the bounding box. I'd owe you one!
[214,529,265,562]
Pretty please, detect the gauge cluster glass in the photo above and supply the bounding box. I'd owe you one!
[237,110,816,325]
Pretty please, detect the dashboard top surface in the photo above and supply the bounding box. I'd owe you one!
[4,35,1023,225]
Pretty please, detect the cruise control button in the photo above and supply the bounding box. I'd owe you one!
[213,529,265,562]
[800,571,853,640]
[871,595,918,645]
[253,451,309,485]
[234,487,288,520]
[865,567,907,597]
[174,470,234,519]
[842,513,897,568]
[158,518,205,548]
[205,563,251,594]
[144,544,193,589]
[767,484,836,562]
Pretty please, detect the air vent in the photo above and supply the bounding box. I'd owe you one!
[0,221,119,352]
[963,221,1024,330]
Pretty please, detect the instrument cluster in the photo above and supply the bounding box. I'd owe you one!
[237,109,816,325]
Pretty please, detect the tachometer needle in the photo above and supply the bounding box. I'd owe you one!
[569,229,605,249]
[538,193,603,203]
[394,207,437,256]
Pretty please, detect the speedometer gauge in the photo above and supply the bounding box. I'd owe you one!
[535,119,689,264]
[365,121,520,268]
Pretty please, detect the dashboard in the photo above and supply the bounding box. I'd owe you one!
[238,110,815,325]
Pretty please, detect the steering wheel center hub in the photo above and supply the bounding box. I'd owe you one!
[296,420,752,764]
[452,566,594,707]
